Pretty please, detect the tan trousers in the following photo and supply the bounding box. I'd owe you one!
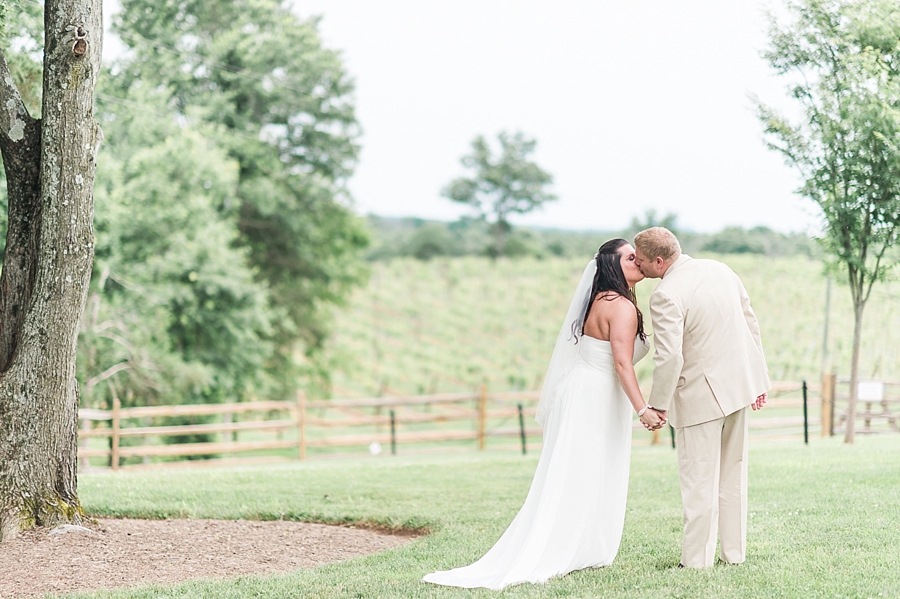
[674,406,749,568]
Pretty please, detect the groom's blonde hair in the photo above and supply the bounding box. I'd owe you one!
[634,227,681,262]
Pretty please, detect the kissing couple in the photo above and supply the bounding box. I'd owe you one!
[424,227,771,589]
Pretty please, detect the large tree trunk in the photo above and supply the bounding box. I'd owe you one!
[0,0,102,541]
[843,300,865,444]
[490,219,511,258]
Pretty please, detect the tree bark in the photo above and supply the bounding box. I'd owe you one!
[0,56,42,373]
[0,0,102,540]
[843,300,865,444]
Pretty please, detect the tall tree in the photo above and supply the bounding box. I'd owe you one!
[109,0,368,397]
[443,131,556,257]
[83,96,280,411]
[755,0,900,443]
[625,208,679,239]
[0,0,102,537]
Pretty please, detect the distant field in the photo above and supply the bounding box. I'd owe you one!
[323,254,900,398]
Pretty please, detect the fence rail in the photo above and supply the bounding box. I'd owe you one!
[820,374,900,436]
[77,380,856,470]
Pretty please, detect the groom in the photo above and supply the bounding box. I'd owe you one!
[633,227,770,569]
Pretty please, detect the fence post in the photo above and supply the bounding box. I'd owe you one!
[669,423,675,449]
[296,391,306,460]
[477,385,487,451]
[79,416,91,471]
[517,403,527,455]
[111,397,121,471]
[222,412,232,444]
[802,380,809,445]
[821,372,835,437]
[390,409,397,455]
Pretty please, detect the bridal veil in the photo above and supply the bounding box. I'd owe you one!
[535,260,596,426]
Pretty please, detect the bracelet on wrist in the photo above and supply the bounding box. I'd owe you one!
[638,405,650,417]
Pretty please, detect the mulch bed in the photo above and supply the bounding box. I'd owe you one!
[0,518,416,598]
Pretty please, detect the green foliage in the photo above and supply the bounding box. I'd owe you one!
[365,216,584,261]
[2,0,369,417]
[106,0,369,398]
[622,208,680,239]
[404,222,462,261]
[701,226,815,256]
[702,227,767,254]
[756,0,900,309]
[84,93,279,408]
[76,436,900,598]
[443,131,556,257]
[0,0,42,116]
[364,216,815,262]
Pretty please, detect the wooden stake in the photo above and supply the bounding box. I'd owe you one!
[821,372,835,437]
[111,397,121,471]
[297,391,306,460]
[478,384,487,450]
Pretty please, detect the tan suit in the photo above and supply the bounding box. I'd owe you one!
[648,254,770,567]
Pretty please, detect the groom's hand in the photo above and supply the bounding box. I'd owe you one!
[640,408,666,431]
[653,409,667,428]
[751,393,767,411]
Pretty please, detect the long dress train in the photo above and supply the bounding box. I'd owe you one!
[423,335,649,590]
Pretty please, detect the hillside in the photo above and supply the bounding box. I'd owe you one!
[322,254,900,398]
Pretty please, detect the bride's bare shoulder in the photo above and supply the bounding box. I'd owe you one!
[593,290,624,302]
[594,291,631,305]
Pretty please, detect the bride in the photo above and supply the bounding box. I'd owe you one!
[423,238,667,590]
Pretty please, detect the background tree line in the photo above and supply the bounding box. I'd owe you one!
[364,214,818,261]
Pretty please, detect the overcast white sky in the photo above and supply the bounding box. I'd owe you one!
[106,1,814,233]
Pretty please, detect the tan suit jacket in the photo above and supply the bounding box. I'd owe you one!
[648,255,771,428]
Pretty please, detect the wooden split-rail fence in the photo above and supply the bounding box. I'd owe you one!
[76,379,897,470]
[78,388,542,470]
[819,374,900,436]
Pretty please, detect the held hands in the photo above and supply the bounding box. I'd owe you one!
[751,393,767,411]
[639,408,667,431]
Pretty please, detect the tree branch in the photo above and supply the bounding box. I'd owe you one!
[0,49,43,374]
[86,362,131,390]
[863,220,900,304]
[0,49,33,148]
[96,330,138,356]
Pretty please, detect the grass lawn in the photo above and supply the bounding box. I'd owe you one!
[70,434,900,599]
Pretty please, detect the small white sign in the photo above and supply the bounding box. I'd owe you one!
[858,381,884,401]
[369,441,383,456]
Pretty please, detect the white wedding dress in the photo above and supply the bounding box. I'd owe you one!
[423,334,650,590]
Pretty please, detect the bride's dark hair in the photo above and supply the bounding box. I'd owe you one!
[576,238,647,342]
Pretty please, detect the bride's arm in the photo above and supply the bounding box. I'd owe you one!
[608,299,664,429]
